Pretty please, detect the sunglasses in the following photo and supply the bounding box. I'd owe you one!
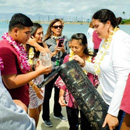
[52,25,63,29]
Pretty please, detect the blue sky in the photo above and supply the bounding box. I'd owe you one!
[0,0,130,20]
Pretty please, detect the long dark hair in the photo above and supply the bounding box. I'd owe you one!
[43,18,63,42]
[26,23,43,57]
[92,9,122,28]
[71,33,93,56]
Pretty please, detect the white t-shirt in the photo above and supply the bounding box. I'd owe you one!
[83,29,130,116]
[86,27,94,52]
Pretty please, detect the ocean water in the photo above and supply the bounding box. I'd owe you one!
[0,22,130,39]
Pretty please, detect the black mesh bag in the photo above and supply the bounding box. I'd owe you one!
[59,60,109,130]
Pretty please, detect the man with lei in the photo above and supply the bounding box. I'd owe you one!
[0,57,36,129]
[0,13,52,107]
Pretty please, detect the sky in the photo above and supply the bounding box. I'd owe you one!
[0,0,130,21]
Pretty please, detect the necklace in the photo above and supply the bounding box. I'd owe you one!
[2,33,30,73]
[0,57,4,70]
[69,50,92,74]
[51,35,63,40]
[94,27,119,75]
[28,47,35,65]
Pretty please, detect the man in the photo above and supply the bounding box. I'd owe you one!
[0,77,35,130]
[0,13,52,107]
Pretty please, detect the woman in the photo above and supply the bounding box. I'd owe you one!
[120,74,130,130]
[26,23,50,127]
[74,9,130,130]
[55,33,99,130]
[42,18,70,127]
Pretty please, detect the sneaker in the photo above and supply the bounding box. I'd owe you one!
[43,119,53,127]
[54,115,67,121]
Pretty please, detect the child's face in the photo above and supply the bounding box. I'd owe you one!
[70,39,84,57]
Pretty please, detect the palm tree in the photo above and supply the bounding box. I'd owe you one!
[122,11,125,19]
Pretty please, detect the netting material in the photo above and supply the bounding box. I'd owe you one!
[59,60,109,130]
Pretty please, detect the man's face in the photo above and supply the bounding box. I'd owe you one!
[16,27,31,44]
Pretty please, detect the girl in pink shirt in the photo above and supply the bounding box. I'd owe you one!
[55,33,99,130]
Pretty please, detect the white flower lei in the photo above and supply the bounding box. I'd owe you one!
[94,27,119,75]
[69,50,92,74]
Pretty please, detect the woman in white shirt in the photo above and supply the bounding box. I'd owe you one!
[74,9,130,130]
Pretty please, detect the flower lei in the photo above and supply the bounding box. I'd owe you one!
[28,47,35,65]
[2,33,30,73]
[0,57,4,70]
[69,50,92,74]
[94,27,119,75]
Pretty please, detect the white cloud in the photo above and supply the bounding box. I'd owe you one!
[0,0,130,19]
[67,8,75,13]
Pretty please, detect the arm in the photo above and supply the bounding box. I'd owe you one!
[108,37,130,116]
[59,89,66,107]
[27,38,51,53]
[52,37,70,56]
[73,55,95,74]
[13,99,27,112]
[29,81,43,99]
[2,61,52,89]
[103,35,130,129]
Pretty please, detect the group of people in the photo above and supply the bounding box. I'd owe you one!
[0,8,130,130]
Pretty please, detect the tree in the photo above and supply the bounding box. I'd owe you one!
[122,11,125,19]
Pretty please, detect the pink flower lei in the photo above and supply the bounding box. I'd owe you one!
[0,57,4,70]
[2,32,30,73]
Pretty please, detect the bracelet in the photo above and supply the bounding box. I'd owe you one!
[30,81,34,86]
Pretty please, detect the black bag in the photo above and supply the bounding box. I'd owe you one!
[38,60,109,130]
[58,60,109,130]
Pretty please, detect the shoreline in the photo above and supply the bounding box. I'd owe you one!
[0,20,130,25]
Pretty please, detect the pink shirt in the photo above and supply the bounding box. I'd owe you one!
[55,54,99,108]
[0,39,29,107]
[93,31,102,49]
[120,73,130,114]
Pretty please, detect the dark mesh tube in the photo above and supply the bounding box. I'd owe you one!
[59,60,109,130]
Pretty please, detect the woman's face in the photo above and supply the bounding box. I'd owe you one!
[51,21,63,36]
[34,27,43,43]
[92,19,110,39]
[71,39,84,57]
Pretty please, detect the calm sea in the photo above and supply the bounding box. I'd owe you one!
[0,22,130,39]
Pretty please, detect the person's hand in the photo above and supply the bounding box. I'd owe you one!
[36,89,44,99]
[51,45,60,57]
[27,36,37,47]
[51,50,59,57]
[35,60,52,75]
[102,114,119,130]
[59,96,67,107]
[13,100,28,113]
[57,44,65,53]
[32,84,44,99]
[73,55,85,67]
